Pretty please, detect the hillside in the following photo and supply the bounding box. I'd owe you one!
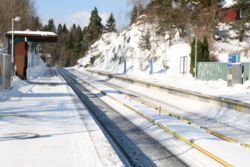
[76,19,250,77]
[77,17,191,77]
[75,13,250,102]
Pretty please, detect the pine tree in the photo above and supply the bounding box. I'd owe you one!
[105,13,117,32]
[139,30,151,51]
[66,32,74,49]
[190,39,196,76]
[62,24,68,33]
[202,37,210,61]
[31,16,42,30]
[190,37,210,76]
[82,7,104,56]
[88,7,103,42]
[130,6,138,25]
[44,19,56,32]
[57,24,63,35]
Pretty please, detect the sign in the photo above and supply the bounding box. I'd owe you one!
[228,53,240,64]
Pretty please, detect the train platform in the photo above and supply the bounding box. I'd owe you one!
[0,68,122,167]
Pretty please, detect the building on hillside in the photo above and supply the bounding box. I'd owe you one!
[219,0,250,23]
[5,30,57,79]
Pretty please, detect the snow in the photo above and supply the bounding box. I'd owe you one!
[71,69,250,167]
[0,62,123,166]
[6,30,57,36]
[220,0,237,8]
[77,21,192,77]
[76,19,250,104]
[80,70,250,132]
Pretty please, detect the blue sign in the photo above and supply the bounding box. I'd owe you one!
[228,53,240,63]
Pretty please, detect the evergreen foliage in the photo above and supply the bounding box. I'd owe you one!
[139,30,151,51]
[130,6,139,25]
[190,37,210,76]
[82,7,104,56]
[30,16,43,30]
[130,3,144,25]
[105,13,117,32]
[44,19,56,32]
[57,24,63,35]
[62,24,68,33]
[85,7,103,43]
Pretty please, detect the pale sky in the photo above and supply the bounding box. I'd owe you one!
[34,0,133,29]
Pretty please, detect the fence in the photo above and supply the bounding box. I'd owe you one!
[0,53,13,90]
[197,62,250,82]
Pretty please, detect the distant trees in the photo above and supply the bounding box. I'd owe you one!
[146,0,220,37]
[44,19,56,32]
[42,7,107,67]
[41,20,84,67]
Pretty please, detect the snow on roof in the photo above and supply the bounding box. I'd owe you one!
[5,30,57,42]
[6,30,57,37]
[220,0,237,8]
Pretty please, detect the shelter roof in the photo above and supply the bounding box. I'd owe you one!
[5,30,57,42]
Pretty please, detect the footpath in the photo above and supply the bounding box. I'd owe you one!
[0,68,123,167]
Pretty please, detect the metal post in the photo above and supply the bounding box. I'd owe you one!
[11,18,14,63]
[150,57,154,75]
[124,59,127,74]
[194,38,198,78]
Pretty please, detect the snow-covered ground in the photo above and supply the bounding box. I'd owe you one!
[0,66,123,167]
[76,18,250,103]
[75,69,250,145]
[69,69,250,167]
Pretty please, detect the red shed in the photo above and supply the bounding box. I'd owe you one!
[221,9,238,23]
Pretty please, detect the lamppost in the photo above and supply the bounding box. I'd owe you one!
[11,16,21,63]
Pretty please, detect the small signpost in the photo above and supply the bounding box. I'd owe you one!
[227,53,243,87]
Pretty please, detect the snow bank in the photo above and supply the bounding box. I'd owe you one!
[77,21,191,77]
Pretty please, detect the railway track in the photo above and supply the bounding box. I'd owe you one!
[58,68,188,167]
[63,68,250,167]
[81,69,250,148]
[87,69,250,113]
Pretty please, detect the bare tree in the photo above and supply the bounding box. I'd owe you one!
[190,2,219,42]
[0,0,37,42]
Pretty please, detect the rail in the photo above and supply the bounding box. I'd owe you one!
[87,69,250,113]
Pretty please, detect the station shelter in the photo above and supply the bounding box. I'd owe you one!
[5,30,57,79]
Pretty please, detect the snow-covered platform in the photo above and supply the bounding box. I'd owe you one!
[0,68,122,167]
